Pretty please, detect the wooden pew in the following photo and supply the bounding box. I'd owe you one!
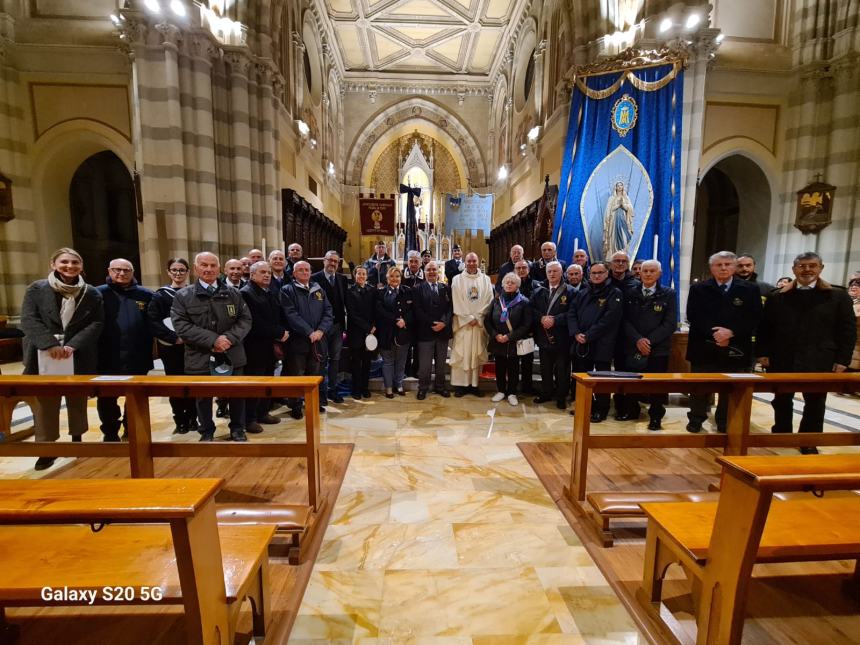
[637,454,860,645]
[0,375,324,511]
[565,372,860,503]
[0,478,275,645]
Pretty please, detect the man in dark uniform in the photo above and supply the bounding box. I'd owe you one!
[413,261,453,399]
[312,250,349,405]
[284,243,304,281]
[96,258,154,441]
[421,249,433,270]
[444,244,464,285]
[281,261,334,419]
[607,251,639,418]
[172,252,252,442]
[269,249,288,292]
[240,261,288,433]
[757,252,856,452]
[531,241,568,284]
[621,260,677,429]
[532,261,574,409]
[572,248,589,272]
[365,241,395,289]
[567,261,623,421]
[685,251,762,433]
[402,250,425,288]
[497,244,527,291]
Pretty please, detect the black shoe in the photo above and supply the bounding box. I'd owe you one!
[245,421,264,434]
[434,389,451,398]
[385,392,395,399]
[471,387,484,398]
[215,405,229,418]
[319,406,327,413]
[417,391,427,401]
[34,457,56,471]
[454,387,466,398]
[396,388,406,396]
[569,409,576,416]
[556,400,567,410]
[533,396,552,404]
[686,421,702,434]
[188,420,200,432]
[648,419,662,431]
[614,412,637,421]
[199,431,214,442]
[103,433,120,443]
[258,414,280,425]
[230,430,248,442]
[361,390,372,398]
[289,408,303,420]
[331,395,345,404]
[590,412,606,423]
[799,446,819,455]
[71,435,82,443]
[352,392,363,401]
[173,424,189,435]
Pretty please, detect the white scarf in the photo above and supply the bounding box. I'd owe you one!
[47,271,86,330]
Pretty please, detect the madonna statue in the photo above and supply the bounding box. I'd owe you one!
[602,181,634,258]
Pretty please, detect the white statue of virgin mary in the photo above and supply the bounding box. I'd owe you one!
[602,181,634,258]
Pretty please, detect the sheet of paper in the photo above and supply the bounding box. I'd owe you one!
[722,373,763,378]
[90,375,134,381]
[37,350,75,375]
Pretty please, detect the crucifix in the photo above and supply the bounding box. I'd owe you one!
[399,182,422,254]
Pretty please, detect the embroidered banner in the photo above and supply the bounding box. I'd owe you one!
[444,192,494,234]
[359,196,396,236]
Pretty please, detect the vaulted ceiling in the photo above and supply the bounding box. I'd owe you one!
[317,0,530,78]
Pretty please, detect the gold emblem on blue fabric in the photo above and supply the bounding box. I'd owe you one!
[611,94,638,137]
[314,291,323,301]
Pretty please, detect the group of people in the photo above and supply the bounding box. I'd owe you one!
[18,239,859,469]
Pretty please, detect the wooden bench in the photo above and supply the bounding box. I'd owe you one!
[216,503,311,564]
[0,478,274,645]
[638,454,860,645]
[0,375,325,562]
[564,372,860,505]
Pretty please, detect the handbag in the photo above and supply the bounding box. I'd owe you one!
[516,337,535,357]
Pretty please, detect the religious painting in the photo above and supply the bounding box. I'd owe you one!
[579,145,653,261]
[794,181,835,234]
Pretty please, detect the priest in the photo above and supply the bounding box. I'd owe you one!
[450,252,494,397]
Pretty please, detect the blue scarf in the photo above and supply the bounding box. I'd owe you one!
[499,291,524,323]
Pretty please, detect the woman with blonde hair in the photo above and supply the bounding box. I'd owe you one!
[20,248,103,470]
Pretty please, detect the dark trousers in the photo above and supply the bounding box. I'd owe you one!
[494,352,521,395]
[539,347,569,402]
[519,352,534,392]
[197,366,245,434]
[611,344,627,415]
[572,355,611,415]
[350,347,372,395]
[772,391,827,434]
[417,338,448,392]
[406,341,420,377]
[245,352,276,423]
[97,397,127,438]
[321,323,343,401]
[159,344,196,427]
[622,354,670,420]
[688,358,749,429]
[285,350,321,410]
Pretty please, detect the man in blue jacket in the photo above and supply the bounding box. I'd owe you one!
[281,261,334,419]
[96,258,153,441]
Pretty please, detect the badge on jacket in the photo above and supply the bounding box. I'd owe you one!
[314,292,323,301]
[654,304,663,312]
[732,297,743,306]
[560,295,567,304]
[226,304,236,317]
[598,298,606,307]
[137,301,146,310]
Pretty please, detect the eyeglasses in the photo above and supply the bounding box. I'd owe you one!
[169,268,188,274]
[110,268,133,273]
[590,271,608,276]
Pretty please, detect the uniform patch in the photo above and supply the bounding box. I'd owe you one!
[560,295,567,304]
[732,297,743,306]
[137,301,146,310]
[654,304,663,312]
[598,298,606,307]
[314,291,323,301]
[226,304,236,317]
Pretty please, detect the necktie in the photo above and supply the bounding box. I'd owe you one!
[644,288,653,297]
[329,273,335,286]
[432,283,438,296]
[720,283,729,293]
[207,284,216,295]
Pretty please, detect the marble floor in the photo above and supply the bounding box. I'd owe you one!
[2,360,859,644]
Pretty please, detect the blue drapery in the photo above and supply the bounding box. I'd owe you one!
[552,63,683,291]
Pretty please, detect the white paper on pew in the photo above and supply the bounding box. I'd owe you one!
[90,375,134,381]
[722,373,764,378]
[37,350,75,375]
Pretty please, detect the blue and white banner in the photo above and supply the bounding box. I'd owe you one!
[552,62,683,290]
[444,192,494,234]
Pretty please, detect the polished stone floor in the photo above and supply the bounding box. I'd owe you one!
[2,360,858,644]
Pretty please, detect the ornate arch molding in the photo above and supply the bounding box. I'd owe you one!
[345,97,488,187]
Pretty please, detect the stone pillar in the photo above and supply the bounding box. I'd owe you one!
[224,49,255,250]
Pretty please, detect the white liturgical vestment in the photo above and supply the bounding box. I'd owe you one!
[449,270,494,387]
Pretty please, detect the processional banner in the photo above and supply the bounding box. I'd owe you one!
[444,193,494,234]
[552,62,683,290]
[359,196,396,236]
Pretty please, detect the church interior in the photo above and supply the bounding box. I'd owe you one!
[0,0,859,643]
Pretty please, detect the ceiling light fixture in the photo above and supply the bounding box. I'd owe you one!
[685,13,700,29]
[715,33,725,43]
[309,138,317,149]
[527,125,540,142]
[328,161,336,176]
[143,0,161,13]
[497,166,508,181]
[296,120,310,136]
[169,0,186,17]
[659,17,672,33]
[109,13,120,25]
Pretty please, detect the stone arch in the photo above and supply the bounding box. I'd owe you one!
[345,97,488,187]
[29,120,134,270]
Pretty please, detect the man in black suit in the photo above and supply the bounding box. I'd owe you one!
[414,261,453,399]
[240,261,289,433]
[686,251,763,433]
[444,244,464,285]
[607,251,639,418]
[532,261,574,409]
[312,250,349,404]
[284,243,304,281]
[531,241,568,284]
[757,251,856,452]
[497,244,527,292]
[621,260,677,429]
[513,260,538,393]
